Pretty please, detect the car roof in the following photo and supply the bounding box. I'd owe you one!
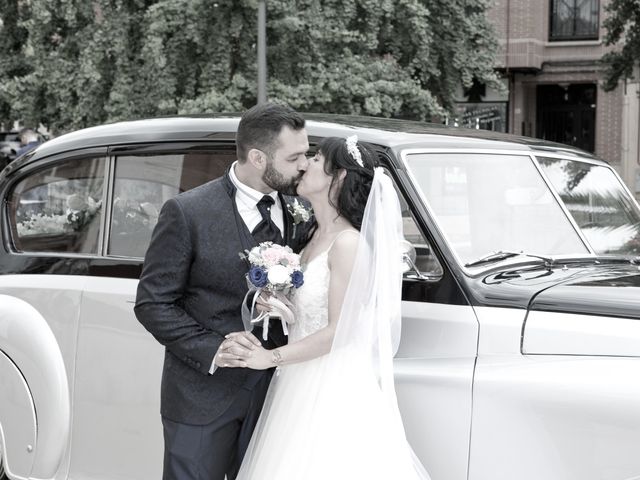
[15,113,605,169]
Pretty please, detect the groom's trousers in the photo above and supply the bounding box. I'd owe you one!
[161,372,271,480]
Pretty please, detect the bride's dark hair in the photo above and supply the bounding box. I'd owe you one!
[318,136,378,230]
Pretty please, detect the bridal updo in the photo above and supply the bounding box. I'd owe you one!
[317,136,378,231]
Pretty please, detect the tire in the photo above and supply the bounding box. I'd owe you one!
[0,458,6,480]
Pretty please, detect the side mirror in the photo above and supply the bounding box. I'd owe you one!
[400,240,416,274]
[400,239,435,281]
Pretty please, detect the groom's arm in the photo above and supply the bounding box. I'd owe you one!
[134,197,224,375]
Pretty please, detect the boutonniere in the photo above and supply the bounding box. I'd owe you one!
[286,199,313,239]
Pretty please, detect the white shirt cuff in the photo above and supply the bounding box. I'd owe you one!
[209,355,218,374]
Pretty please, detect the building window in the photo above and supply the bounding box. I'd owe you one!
[549,0,599,41]
[536,83,597,153]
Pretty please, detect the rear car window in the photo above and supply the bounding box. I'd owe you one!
[9,157,106,254]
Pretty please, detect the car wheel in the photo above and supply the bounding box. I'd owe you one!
[0,458,6,480]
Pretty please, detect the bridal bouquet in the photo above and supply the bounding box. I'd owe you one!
[240,242,304,340]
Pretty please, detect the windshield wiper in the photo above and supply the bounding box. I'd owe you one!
[465,250,554,268]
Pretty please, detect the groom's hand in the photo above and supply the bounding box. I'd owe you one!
[214,331,261,368]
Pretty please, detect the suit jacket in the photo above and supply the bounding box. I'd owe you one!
[135,172,313,425]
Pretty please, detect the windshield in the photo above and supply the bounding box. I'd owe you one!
[404,152,590,267]
[538,157,640,255]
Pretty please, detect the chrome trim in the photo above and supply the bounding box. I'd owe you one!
[3,250,144,262]
[6,251,104,261]
[3,147,110,180]
[101,154,117,256]
[104,253,144,261]
[526,150,605,166]
[399,147,605,164]
[97,155,112,256]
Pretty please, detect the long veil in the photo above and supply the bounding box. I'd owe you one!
[332,167,404,387]
[327,167,431,478]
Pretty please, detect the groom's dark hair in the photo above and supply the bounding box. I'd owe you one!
[236,102,305,162]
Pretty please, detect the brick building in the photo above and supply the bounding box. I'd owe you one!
[458,0,640,198]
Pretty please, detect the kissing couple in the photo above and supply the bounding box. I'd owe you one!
[135,103,430,479]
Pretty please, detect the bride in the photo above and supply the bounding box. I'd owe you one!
[233,135,430,479]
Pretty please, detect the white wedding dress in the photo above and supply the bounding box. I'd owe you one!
[236,242,431,479]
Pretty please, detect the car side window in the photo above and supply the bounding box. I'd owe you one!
[9,157,106,254]
[108,149,235,258]
[389,174,444,280]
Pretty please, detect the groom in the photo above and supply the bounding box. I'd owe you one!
[135,103,312,480]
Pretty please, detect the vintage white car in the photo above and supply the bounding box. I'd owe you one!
[1,116,639,480]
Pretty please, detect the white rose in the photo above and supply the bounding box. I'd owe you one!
[267,264,290,286]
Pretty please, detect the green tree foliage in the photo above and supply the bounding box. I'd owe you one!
[602,0,640,91]
[0,0,32,127]
[0,0,500,133]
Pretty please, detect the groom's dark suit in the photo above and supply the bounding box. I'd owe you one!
[135,172,311,480]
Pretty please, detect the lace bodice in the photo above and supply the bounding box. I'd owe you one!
[290,251,330,342]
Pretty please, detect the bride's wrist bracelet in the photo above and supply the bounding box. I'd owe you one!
[271,349,283,366]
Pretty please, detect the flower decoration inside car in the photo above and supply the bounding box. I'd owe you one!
[16,194,102,236]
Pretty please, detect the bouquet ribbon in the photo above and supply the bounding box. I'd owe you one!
[241,287,295,341]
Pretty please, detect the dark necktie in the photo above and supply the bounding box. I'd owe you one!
[252,195,283,245]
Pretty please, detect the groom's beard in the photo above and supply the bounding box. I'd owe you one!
[263,159,301,196]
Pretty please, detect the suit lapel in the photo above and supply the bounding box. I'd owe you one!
[279,193,293,245]
[222,172,256,253]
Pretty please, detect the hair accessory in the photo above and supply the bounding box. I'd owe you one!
[345,135,364,168]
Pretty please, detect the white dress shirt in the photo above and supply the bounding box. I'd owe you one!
[210,162,285,373]
[228,161,284,234]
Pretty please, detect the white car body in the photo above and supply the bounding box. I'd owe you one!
[1,116,639,480]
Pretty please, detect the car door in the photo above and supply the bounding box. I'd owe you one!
[386,153,479,480]
[71,144,235,479]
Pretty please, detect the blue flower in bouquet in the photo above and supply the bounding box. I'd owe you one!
[291,270,304,288]
[249,265,268,288]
